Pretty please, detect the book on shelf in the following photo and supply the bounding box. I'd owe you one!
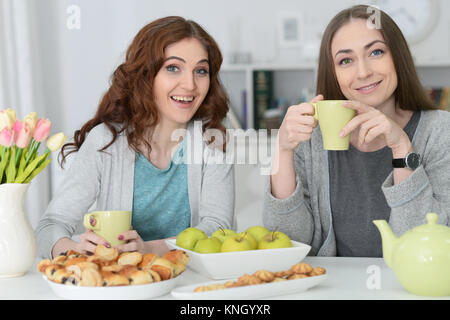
[241,90,247,130]
[427,87,450,111]
[253,70,273,130]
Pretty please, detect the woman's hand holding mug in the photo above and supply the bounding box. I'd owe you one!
[277,95,323,152]
[271,95,323,199]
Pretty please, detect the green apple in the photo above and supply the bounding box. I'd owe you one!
[211,228,237,243]
[258,231,292,250]
[221,234,253,252]
[245,225,270,242]
[176,227,207,250]
[237,232,257,249]
[193,237,222,254]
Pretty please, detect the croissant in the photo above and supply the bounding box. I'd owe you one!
[51,255,67,265]
[64,256,87,267]
[162,250,189,276]
[94,245,119,261]
[146,269,161,282]
[138,253,159,269]
[53,269,80,286]
[66,262,99,279]
[100,270,129,286]
[37,259,52,274]
[117,251,143,266]
[151,258,174,280]
[44,264,65,281]
[79,268,102,287]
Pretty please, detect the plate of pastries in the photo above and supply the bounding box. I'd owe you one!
[38,244,189,300]
[171,262,327,300]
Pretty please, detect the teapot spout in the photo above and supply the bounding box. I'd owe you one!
[373,220,398,268]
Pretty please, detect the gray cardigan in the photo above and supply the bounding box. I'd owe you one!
[263,110,450,256]
[36,121,235,259]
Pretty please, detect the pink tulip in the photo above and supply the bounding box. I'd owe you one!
[0,127,14,147]
[13,120,32,148]
[33,118,52,142]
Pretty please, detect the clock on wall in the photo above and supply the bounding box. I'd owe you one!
[376,0,440,44]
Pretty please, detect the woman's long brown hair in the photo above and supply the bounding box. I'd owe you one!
[59,16,229,167]
[316,5,438,111]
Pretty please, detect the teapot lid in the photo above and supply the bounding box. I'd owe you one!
[413,213,449,233]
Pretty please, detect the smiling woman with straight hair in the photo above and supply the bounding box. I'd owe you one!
[36,16,235,259]
[316,5,437,112]
[264,5,450,258]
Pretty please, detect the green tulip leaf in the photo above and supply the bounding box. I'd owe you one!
[6,147,16,183]
[0,148,10,183]
[14,152,49,183]
[18,147,28,177]
[24,159,51,183]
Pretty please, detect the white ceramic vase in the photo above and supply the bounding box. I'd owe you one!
[0,183,37,278]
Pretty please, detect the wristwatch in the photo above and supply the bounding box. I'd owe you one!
[392,152,421,170]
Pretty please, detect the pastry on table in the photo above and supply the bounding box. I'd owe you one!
[38,245,188,287]
[162,250,189,276]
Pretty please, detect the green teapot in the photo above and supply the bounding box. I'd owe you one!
[373,213,450,297]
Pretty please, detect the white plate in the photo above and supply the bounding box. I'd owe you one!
[166,239,311,279]
[43,274,181,300]
[171,274,327,300]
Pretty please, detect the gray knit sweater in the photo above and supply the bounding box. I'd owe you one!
[36,121,235,259]
[263,110,450,256]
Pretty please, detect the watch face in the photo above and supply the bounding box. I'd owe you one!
[406,153,420,169]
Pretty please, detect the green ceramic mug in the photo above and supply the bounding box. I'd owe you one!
[83,210,132,247]
[312,100,355,150]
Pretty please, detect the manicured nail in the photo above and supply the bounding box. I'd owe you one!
[104,242,110,248]
[118,235,124,240]
[89,217,96,226]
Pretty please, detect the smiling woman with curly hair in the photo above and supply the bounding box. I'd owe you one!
[36,16,235,259]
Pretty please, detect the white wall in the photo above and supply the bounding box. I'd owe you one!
[35,0,450,137]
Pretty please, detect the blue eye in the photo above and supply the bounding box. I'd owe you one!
[166,65,179,72]
[195,68,209,75]
[371,49,384,57]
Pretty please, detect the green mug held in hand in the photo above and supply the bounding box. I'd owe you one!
[83,210,132,247]
[312,100,356,150]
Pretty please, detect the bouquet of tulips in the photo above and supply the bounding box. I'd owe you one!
[0,108,67,184]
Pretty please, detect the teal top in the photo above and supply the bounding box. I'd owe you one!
[132,139,191,241]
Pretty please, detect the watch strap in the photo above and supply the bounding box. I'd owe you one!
[392,158,407,168]
[392,152,420,169]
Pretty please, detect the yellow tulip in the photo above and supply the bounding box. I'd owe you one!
[46,132,67,152]
[24,112,38,133]
[0,108,15,130]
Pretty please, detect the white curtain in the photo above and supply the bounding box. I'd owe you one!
[0,0,51,229]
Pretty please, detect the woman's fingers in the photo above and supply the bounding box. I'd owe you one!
[81,241,98,255]
[116,229,145,253]
[363,123,386,145]
[117,229,139,241]
[84,229,110,246]
[343,100,370,113]
[340,104,377,137]
[116,241,139,253]
[310,94,324,104]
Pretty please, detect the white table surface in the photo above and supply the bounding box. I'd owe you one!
[0,256,448,300]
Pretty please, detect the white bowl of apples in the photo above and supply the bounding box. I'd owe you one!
[165,226,311,280]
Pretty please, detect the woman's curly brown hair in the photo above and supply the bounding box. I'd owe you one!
[59,16,229,167]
